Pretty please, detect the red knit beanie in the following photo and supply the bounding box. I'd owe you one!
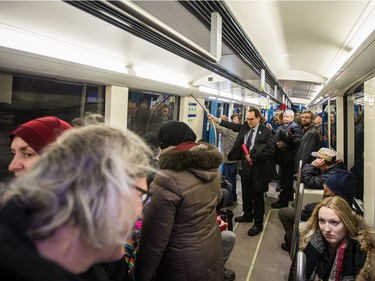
[10,116,72,153]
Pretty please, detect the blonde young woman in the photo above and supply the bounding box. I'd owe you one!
[290,196,375,281]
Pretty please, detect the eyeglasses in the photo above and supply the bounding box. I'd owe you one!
[246,117,258,121]
[301,116,312,119]
[133,185,152,206]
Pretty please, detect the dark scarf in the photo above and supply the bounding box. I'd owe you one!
[305,230,365,281]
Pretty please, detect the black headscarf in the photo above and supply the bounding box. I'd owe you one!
[158,121,196,149]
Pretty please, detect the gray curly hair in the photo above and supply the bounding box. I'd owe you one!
[8,125,154,249]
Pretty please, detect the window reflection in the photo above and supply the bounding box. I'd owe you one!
[0,73,105,185]
[127,91,179,137]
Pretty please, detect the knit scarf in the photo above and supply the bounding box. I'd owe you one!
[305,230,356,281]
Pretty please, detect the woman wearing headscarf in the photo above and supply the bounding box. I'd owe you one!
[0,116,72,204]
[135,121,224,281]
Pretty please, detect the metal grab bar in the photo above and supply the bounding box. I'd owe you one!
[295,251,306,281]
[190,94,217,147]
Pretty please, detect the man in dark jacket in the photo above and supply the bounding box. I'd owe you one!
[294,110,321,172]
[208,108,276,236]
[301,147,344,189]
[271,110,302,208]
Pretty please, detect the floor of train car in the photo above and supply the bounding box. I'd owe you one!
[225,178,292,281]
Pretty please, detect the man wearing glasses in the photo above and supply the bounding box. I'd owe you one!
[208,108,276,236]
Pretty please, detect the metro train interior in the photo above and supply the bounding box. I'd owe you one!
[1,1,375,280]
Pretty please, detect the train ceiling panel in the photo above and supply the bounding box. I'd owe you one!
[1,1,374,108]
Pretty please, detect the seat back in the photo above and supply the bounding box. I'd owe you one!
[293,160,303,209]
[290,182,304,261]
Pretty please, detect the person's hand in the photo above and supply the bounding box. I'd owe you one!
[266,123,272,130]
[207,114,218,123]
[276,141,286,148]
[311,158,325,167]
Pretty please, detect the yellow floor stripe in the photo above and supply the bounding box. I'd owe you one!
[245,209,278,281]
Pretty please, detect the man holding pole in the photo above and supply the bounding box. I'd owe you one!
[208,108,276,236]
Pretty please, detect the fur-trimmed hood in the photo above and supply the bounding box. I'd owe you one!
[355,215,375,281]
[159,142,223,171]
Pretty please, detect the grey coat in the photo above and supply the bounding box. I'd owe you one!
[135,142,224,281]
[215,123,238,163]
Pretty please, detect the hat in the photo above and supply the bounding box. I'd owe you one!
[325,171,357,203]
[158,121,196,149]
[10,116,72,153]
[311,148,336,162]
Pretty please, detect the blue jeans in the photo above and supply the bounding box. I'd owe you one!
[222,230,236,263]
[222,162,238,202]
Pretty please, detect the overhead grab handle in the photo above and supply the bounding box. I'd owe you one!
[106,0,220,63]
[190,94,217,147]
[210,12,222,62]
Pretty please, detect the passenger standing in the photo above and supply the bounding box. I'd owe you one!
[215,114,239,204]
[0,125,154,280]
[271,110,302,208]
[208,108,276,236]
[135,121,224,281]
[294,110,321,172]
[314,112,327,145]
[135,99,150,136]
[127,100,138,131]
[7,116,71,176]
[289,196,375,280]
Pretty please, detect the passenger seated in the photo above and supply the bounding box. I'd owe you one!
[301,147,344,189]
[0,125,154,280]
[280,170,357,252]
[288,196,375,280]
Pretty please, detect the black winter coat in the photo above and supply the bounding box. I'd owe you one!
[219,121,276,192]
[273,122,302,167]
[0,200,108,281]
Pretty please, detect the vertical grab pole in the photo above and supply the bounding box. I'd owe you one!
[190,94,217,147]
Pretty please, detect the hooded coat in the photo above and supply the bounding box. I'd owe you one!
[135,142,224,281]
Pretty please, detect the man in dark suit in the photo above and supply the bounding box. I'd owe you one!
[208,108,276,236]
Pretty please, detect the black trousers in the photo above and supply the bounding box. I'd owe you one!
[241,161,265,225]
[279,164,295,203]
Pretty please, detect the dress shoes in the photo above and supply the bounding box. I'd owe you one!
[247,225,263,236]
[224,267,236,281]
[234,214,253,223]
[271,200,288,209]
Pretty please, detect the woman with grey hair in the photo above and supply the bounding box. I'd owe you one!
[0,125,154,281]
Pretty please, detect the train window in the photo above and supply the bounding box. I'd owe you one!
[327,100,336,150]
[127,91,180,137]
[10,75,105,125]
[352,91,364,201]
